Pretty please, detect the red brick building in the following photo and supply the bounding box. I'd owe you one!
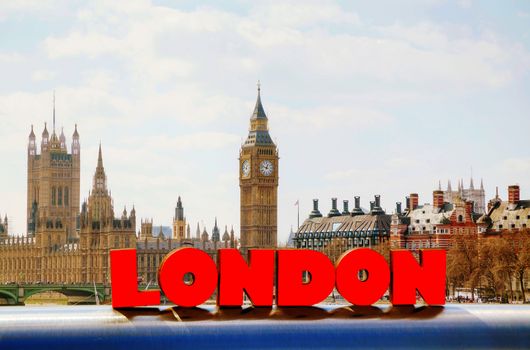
[390,191,479,251]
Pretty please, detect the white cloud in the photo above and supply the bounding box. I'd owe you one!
[1,0,530,241]
[32,70,55,81]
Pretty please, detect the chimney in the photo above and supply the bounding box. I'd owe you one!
[396,202,402,215]
[409,193,419,210]
[433,190,444,211]
[309,199,323,218]
[370,201,375,212]
[465,201,473,215]
[375,195,381,208]
[328,198,341,217]
[351,196,364,216]
[342,200,350,215]
[508,185,520,206]
[405,196,410,211]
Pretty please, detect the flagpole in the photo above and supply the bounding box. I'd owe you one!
[296,200,300,231]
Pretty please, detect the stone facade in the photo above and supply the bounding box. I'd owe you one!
[0,144,135,284]
[441,178,486,214]
[136,220,236,284]
[239,85,279,249]
[1,121,238,285]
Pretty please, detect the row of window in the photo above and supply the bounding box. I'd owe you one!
[298,237,372,248]
[498,223,528,230]
[502,215,530,220]
[51,186,69,206]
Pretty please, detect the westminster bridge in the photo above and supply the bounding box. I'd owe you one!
[0,284,164,305]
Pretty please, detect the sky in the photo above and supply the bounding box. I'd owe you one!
[1,0,530,244]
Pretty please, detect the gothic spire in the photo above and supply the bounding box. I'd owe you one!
[42,122,49,137]
[447,180,452,192]
[29,125,35,139]
[251,80,267,120]
[480,178,484,190]
[92,143,107,193]
[470,177,474,190]
[97,143,103,169]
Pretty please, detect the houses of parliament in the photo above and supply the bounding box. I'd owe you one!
[0,87,279,285]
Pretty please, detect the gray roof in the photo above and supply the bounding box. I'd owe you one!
[251,89,267,120]
[295,213,391,239]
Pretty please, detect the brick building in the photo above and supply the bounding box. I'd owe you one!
[390,191,479,251]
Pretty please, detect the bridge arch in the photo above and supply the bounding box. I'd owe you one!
[0,289,17,304]
[24,287,105,303]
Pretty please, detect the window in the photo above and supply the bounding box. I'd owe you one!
[64,187,69,206]
[51,187,56,205]
[516,215,520,220]
[458,215,463,223]
[503,216,508,220]
[426,219,430,223]
[58,187,62,206]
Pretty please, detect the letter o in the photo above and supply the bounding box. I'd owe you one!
[335,248,390,306]
[158,248,218,307]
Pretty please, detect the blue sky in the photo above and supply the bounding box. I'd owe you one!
[1,0,529,243]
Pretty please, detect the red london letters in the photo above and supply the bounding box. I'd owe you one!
[110,247,446,308]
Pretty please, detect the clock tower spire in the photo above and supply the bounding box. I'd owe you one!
[239,83,279,250]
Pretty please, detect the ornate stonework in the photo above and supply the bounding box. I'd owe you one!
[239,86,279,249]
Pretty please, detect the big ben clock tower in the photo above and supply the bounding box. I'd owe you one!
[239,83,279,249]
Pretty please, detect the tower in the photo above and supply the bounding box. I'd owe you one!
[27,96,80,239]
[172,196,186,240]
[239,83,279,249]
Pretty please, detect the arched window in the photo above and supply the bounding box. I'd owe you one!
[64,187,69,206]
[51,187,56,206]
[58,187,62,206]
[458,215,463,223]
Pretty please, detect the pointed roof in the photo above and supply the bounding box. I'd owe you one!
[222,225,230,241]
[60,127,66,143]
[470,177,474,189]
[212,217,220,241]
[251,81,267,120]
[447,180,452,191]
[201,227,209,241]
[29,125,35,139]
[92,143,108,193]
[42,122,49,137]
[73,124,79,138]
[97,143,103,168]
[480,178,484,190]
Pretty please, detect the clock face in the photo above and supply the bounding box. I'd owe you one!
[242,160,250,177]
[260,160,274,176]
